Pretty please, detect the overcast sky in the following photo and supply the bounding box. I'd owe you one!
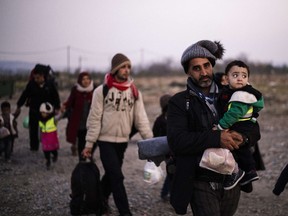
[0,0,287,71]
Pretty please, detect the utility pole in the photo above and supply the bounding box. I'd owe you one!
[140,48,144,72]
[78,56,82,72]
[67,46,70,73]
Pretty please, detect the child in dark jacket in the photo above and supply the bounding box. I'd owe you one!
[39,102,60,170]
[0,101,18,162]
[152,94,172,201]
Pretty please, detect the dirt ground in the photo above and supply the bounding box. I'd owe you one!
[0,74,288,216]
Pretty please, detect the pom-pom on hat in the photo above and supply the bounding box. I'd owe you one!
[39,102,54,114]
[111,53,131,75]
[181,40,225,73]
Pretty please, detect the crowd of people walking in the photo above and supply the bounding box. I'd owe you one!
[1,40,287,216]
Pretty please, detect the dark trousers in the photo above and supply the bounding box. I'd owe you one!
[161,159,171,198]
[44,150,58,162]
[233,146,255,172]
[161,175,170,198]
[98,141,131,216]
[29,110,40,151]
[231,121,260,172]
[191,181,240,216]
[0,136,12,161]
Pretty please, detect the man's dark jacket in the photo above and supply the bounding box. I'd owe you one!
[167,87,222,214]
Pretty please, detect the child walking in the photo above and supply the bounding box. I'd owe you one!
[0,101,18,162]
[39,102,60,170]
[200,60,264,190]
[152,94,172,201]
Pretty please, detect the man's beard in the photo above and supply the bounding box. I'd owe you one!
[192,76,212,88]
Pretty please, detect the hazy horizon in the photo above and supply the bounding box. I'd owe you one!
[1,0,288,72]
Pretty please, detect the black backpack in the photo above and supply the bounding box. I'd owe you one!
[70,160,104,215]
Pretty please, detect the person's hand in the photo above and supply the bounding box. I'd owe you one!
[60,104,66,113]
[220,130,242,151]
[82,147,92,158]
[13,107,21,119]
[54,109,60,115]
[229,130,244,146]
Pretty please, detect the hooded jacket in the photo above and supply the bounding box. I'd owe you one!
[85,84,153,148]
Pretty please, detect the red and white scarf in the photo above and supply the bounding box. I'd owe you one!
[104,73,138,99]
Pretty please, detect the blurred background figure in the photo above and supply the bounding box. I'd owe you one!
[61,71,96,160]
[152,94,172,202]
[214,72,228,90]
[273,164,288,196]
[0,101,18,162]
[14,64,60,151]
[39,102,60,170]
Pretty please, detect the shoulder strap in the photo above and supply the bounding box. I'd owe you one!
[102,83,138,100]
[102,84,109,98]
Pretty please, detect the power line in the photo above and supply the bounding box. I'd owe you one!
[0,47,66,55]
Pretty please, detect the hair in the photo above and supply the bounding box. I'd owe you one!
[77,71,91,84]
[225,60,250,76]
[1,101,11,110]
[160,94,172,113]
[214,72,225,84]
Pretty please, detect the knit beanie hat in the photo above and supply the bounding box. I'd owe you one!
[39,102,54,114]
[181,40,225,73]
[111,53,131,75]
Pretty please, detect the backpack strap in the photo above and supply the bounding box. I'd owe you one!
[102,83,138,100]
[102,84,109,98]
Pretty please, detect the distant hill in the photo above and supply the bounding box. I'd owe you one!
[0,61,35,73]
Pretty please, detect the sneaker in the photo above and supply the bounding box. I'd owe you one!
[240,170,259,186]
[223,169,245,190]
[240,182,253,193]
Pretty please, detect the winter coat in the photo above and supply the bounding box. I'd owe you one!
[85,84,153,148]
[167,85,223,214]
[64,85,94,144]
[217,85,264,146]
[17,80,60,113]
[152,113,167,137]
[39,117,59,151]
[0,114,17,137]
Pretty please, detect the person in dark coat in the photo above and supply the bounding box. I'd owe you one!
[167,40,244,215]
[152,94,172,201]
[14,64,60,151]
[273,164,288,196]
[62,71,96,160]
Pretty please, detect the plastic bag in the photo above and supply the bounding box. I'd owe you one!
[23,116,29,129]
[199,148,236,175]
[0,127,10,139]
[143,161,164,185]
